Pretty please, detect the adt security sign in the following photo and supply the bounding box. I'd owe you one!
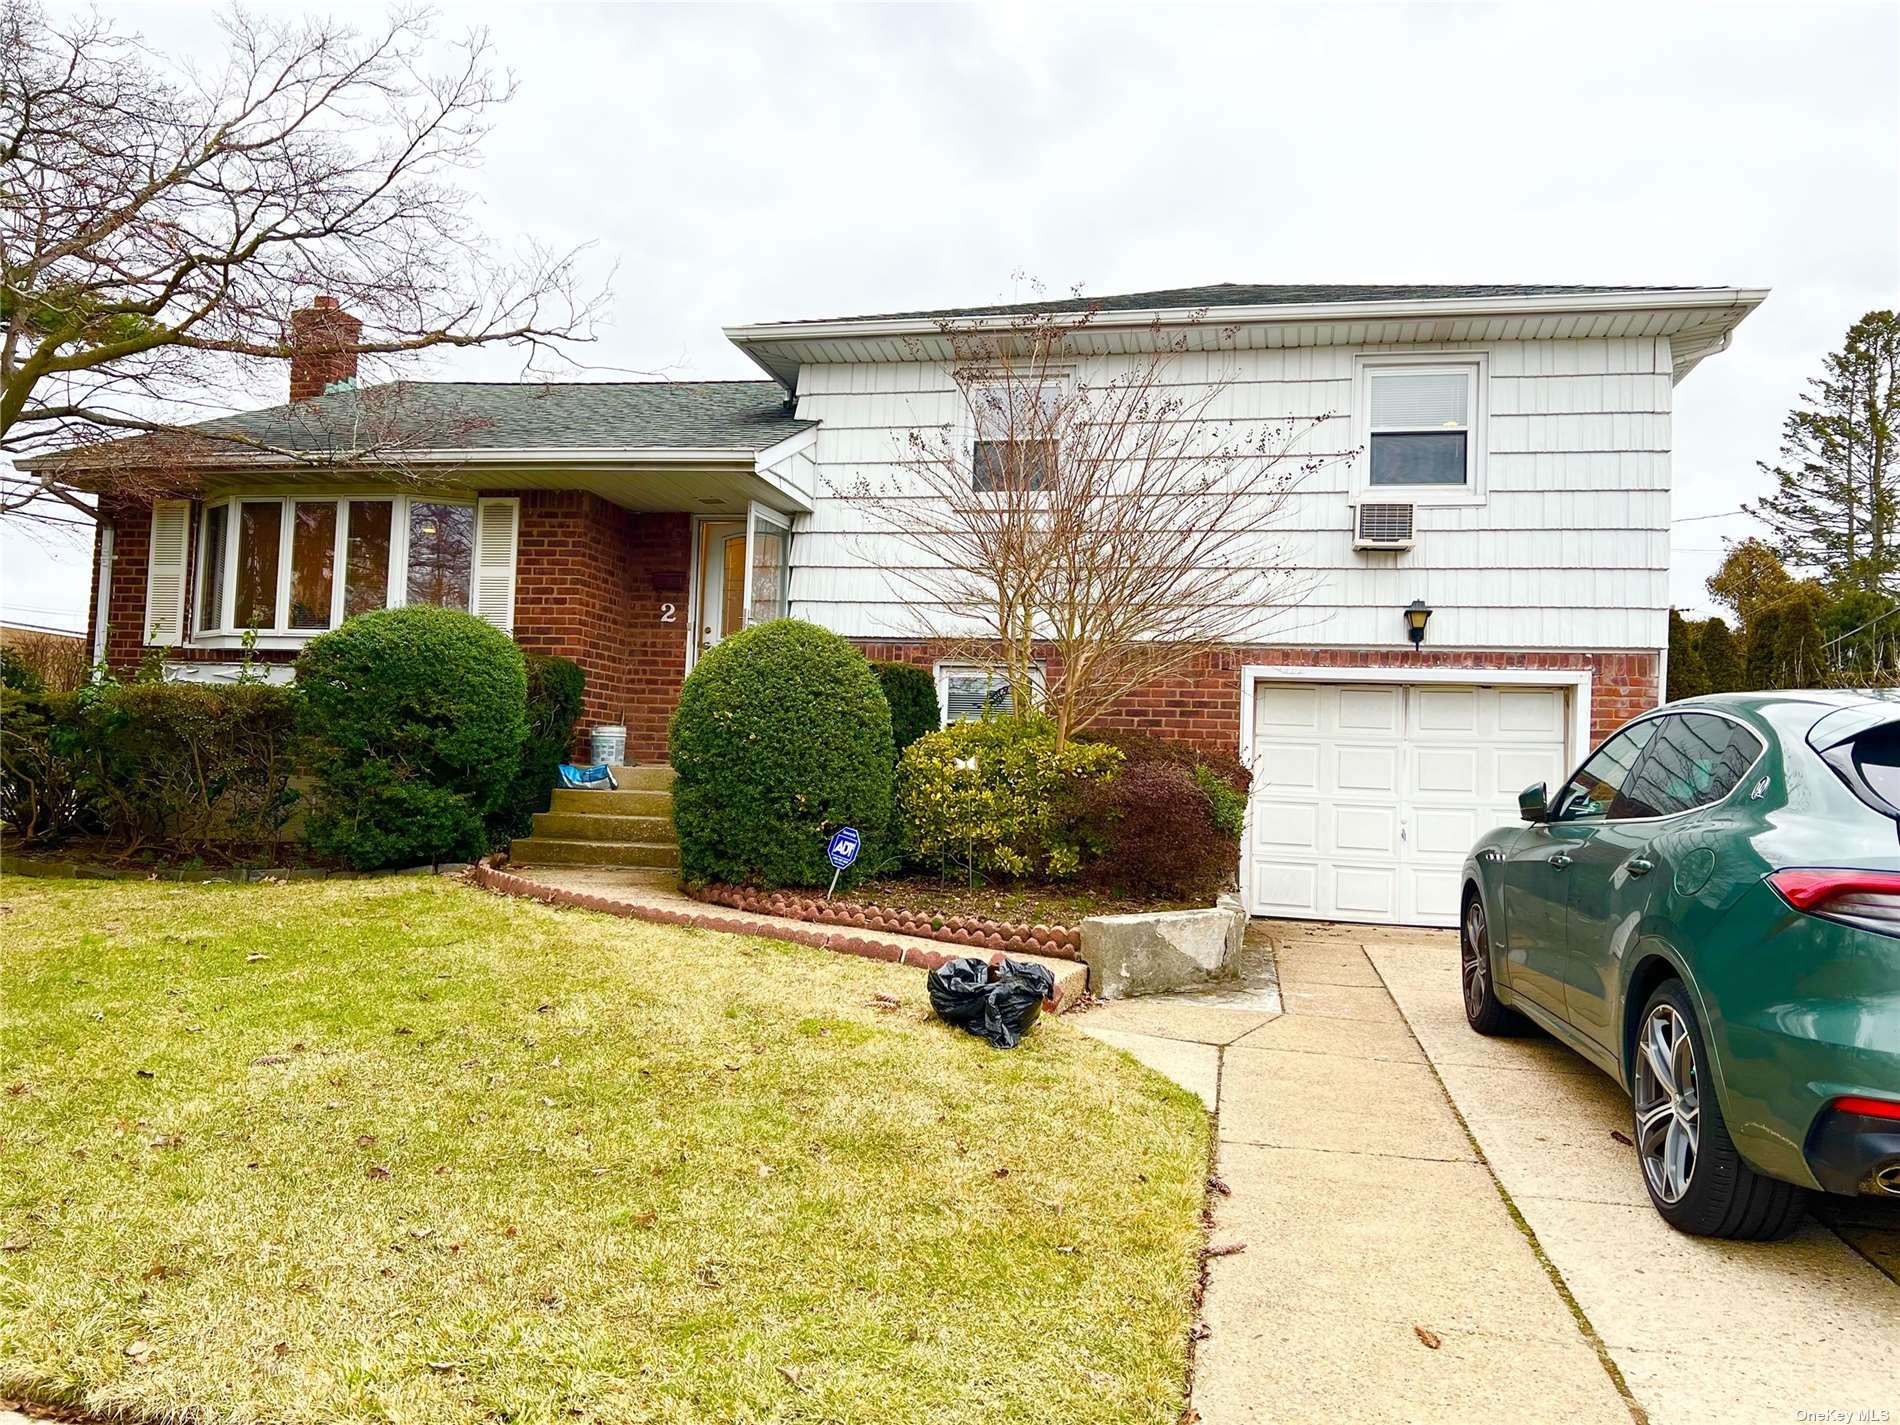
[824,826,860,897]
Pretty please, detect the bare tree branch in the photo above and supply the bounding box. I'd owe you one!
[0,0,611,522]
[838,299,1349,746]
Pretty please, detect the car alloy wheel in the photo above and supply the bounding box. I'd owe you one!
[1461,898,1490,1020]
[1633,1002,1700,1205]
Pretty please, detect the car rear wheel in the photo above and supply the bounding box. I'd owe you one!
[1460,892,1523,1036]
[1632,979,1807,1240]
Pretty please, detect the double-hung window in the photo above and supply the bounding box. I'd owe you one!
[970,375,1064,492]
[192,493,485,639]
[1357,355,1486,499]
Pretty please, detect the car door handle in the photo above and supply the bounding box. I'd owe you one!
[1627,857,1655,876]
[1548,853,1573,869]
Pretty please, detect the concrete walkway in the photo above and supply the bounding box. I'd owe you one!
[1075,920,1900,1425]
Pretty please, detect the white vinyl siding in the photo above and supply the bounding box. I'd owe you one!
[143,500,192,646]
[785,337,1675,653]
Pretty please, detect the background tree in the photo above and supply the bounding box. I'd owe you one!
[1749,310,1900,596]
[1743,584,1828,690]
[1696,617,1744,694]
[0,1,605,526]
[1706,538,1795,626]
[1665,609,1709,701]
[841,302,1336,747]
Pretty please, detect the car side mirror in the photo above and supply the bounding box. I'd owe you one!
[1519,782,1549,822]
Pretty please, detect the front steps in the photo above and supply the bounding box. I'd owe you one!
[508,764,680,870]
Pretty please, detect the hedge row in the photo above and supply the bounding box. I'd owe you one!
[1,608,584,870]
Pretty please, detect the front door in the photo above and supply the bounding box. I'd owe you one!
[695,521,747,658]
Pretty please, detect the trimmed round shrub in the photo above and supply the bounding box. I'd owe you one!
[493,654,586,840]
[1085,760,1237,898]
[296,606,527,870]
[898,715,1122,879]
[670,619,894,888]
[872,660,941,755]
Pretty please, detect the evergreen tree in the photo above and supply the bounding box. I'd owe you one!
[1697,617,1745,693]
[1750,310,1900,596]
[1666,609,1710,701]
[1743,585,1828,690]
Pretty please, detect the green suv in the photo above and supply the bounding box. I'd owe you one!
[1459,690,1900,1239]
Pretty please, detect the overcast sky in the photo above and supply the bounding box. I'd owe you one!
[4,0,1897,634]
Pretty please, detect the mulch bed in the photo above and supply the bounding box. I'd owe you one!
[689,882,1088,962]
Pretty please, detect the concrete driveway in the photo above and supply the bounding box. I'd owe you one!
[1074,921,1900,1425]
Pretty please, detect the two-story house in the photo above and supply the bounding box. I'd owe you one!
[36,282,1766,925]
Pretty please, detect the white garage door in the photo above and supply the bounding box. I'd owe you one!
[1248,682,1571,927]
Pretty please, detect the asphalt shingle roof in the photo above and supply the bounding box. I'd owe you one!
[768,282,1724,325]
[190,379,809,454]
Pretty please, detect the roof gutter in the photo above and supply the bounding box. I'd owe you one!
[16,444,773,476]
[724,287,1770,345]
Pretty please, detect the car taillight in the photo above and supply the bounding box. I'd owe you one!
[1832,1095,1900,1121]
[1768,868,1900,936]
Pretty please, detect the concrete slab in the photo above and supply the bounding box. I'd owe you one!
[1192,1300,1630,1425]
[1611,1345,1900,1425]
[1073,1025,1220,1109]
[1271,980,1410,1025]
[1272,955,1384,988]
[1226,1011,1427,1064]
[1515,1196,1900,1357]
[1208,1141,1587,1342]
[1218,1044,1476,1162]
[1433,1059,1650,1207]
[1073,997,1276,1047]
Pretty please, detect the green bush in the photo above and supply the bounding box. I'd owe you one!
[0,687,88,842]
[670,619,895,888]
[1698,617,1745,694]
[1743,584,1828,690]
[296,607,527,870]
[493,655,586,840]
[872,661,941,755]
[897,715,1121,879]
[1,681,297,856]
[0,645,46,695]
[1666,608,1710,701]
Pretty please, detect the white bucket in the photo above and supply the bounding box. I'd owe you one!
[589,724,628,767]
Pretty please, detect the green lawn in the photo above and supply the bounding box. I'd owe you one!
[0,874,1208,1424]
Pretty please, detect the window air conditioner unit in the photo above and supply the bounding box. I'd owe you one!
[1354,502,1416,551]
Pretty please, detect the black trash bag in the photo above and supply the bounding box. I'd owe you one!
[926,956,1057,1049]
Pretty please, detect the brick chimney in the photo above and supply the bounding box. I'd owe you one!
[288,296,362,402]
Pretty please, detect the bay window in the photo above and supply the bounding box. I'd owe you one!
[192,492,491,640]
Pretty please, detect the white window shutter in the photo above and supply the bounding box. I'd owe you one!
[143,500,191,646]
[472,497,519,633]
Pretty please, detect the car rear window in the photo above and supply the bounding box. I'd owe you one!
[1852,722,1900,810]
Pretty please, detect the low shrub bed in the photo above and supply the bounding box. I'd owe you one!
[1,679,298,859]
[689,880,1086,960]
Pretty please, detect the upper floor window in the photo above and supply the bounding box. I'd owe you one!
[969,376,1063,492]
[1368,366,1475,487]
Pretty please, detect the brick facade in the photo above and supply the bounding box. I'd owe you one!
[854,639,1661,757]
[87,492,1656,767]
[510,491,690,762]
[88,489,694,762]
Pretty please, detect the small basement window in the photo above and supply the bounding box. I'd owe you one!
[1366,364,1478,488]
[936,662,1043,726]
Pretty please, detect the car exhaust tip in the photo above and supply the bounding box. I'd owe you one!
[1872,1162,1900,1197]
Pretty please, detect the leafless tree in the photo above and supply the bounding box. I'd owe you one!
[0,1,609,524]
[841,301,1342,747]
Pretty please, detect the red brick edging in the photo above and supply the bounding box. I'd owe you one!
[686,883,1084,962]
[465,864,1073,1008]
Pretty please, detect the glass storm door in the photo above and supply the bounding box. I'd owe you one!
[696,521,747,657]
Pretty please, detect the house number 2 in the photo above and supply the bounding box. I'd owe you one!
[660,603,676,622]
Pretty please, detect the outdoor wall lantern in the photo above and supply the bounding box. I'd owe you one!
[1404,599,1433,648]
